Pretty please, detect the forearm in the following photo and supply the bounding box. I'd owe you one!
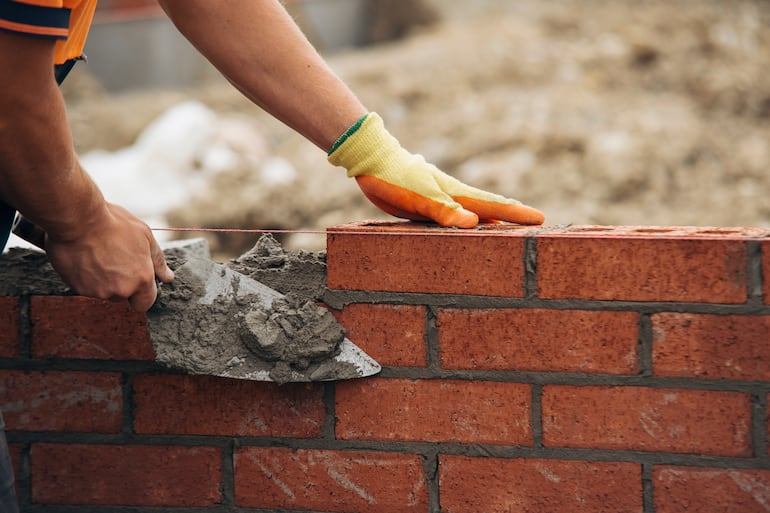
[0,36,106,243]
[158,0,367,151]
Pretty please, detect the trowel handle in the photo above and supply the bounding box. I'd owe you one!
[12,214,46,249]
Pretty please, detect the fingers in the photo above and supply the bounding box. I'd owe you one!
[42,201,174,313]
[127,279,158,313]
[120,227,171,312]
[356,175,479,228]
[151,239,175,283]
[454,196,545,225]
[128,236,172,312]
[356,174,545,228]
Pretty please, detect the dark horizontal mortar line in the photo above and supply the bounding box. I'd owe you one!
[2,358,768,393]
[377,367,770,393]
[11,433,768,471]
[1,356,767,395]
[428,444,770,470]
[0,358,175,374]
[19,506,296,513]
[323,290,770,314]
[5,431,234,448]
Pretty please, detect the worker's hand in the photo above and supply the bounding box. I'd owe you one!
[328,112,545,228]
[44,203,174,312]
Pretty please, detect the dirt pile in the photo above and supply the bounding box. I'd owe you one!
[62,0,770,255]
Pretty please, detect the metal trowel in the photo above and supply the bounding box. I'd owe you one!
[11,214,381,383]
[147,257,381,383]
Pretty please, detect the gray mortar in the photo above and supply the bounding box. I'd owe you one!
[1,236,378,383]
[238,293,345,363]
[227,234,327,301]
[0,238,210,297]
[0,235,323,298]
[148,254,356,383]
[0,248,71,296]
[149,236,375,383]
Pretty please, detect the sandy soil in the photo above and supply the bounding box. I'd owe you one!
[61,0,770,255]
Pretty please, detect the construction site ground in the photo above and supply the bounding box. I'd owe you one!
[60,0,770,256]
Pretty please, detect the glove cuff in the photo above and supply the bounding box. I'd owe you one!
[327,113,368,156]
[327,112,406,179]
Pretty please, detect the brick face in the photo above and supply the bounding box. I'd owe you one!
[537,236,748,303]
[0,297,19,358]
[327,222,532,296]
[440,456,643,513]
[336,378,531,445]
[31,444,221,507]
[333,304,427,367]
[542,386,752,456]
[30,296,154,360]
[438,308,639,374]
[235,447,427,513]
[652,313,770,380]
[654,467,770,513]
[0,370,122,432]
[133,374,325,437]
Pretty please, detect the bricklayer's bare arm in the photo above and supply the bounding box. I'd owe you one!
[0,32,174,312]
[158,0,368,151]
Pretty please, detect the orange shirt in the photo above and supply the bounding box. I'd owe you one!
[0,0,98,64]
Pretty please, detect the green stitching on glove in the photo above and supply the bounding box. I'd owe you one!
[328,113,369,156]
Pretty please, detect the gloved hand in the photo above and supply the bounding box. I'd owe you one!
[328,112,544,228]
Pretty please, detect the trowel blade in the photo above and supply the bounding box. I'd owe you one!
[146,257,381,383]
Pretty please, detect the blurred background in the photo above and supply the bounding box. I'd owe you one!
[55,0,770,256]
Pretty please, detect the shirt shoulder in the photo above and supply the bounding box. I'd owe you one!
[0,0,71,40]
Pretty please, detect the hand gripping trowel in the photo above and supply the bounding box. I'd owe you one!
[10,214,381,384]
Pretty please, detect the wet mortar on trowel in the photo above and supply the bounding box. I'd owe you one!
[149,234,355,384]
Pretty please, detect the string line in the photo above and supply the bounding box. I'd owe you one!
[151,226,526,237]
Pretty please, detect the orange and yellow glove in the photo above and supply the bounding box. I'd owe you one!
[328,112,545,228]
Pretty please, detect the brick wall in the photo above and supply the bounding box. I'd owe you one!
[2,221,770,512]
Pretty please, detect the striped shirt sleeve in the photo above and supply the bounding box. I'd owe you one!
[0,0,70,40]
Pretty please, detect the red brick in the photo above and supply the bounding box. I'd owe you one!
[336,378,531,445]
[537,235,748,303]
[327,221,534,297]
[653,313,770,380]
[440,456,642,513]
[542,386,751,456]
[133,374,325,437]
[31,296,153,360]
[235,447,427,513]
[31,443,221,507]
[0,297,19,358]
[557,226,769,238]
[654,466,770,513]
[333,304,427,367]
[0,370,122,432]
[438,308,639,374]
